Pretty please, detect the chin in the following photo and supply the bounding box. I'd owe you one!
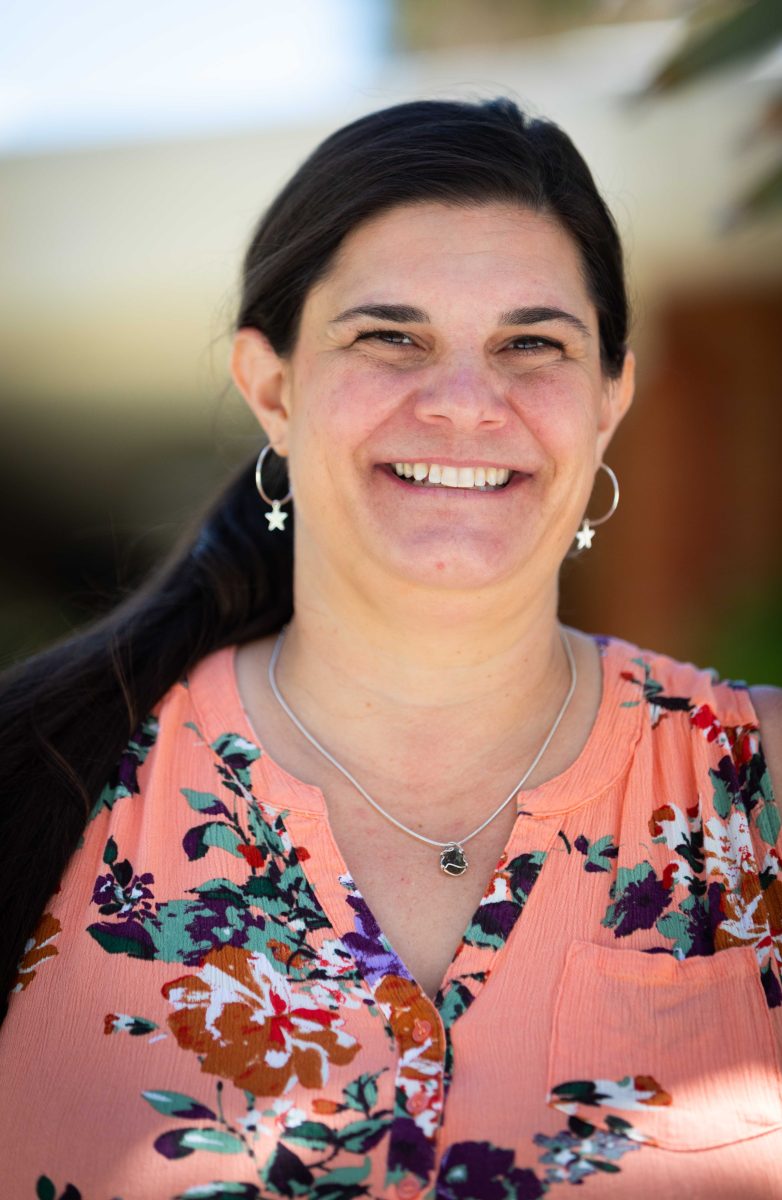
[376,537,526,592]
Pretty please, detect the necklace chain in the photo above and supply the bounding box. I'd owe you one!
[267,625,577,874]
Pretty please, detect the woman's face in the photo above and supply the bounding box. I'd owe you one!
[236,201,634,596]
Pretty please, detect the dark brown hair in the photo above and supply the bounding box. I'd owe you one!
[0,96,628,1021]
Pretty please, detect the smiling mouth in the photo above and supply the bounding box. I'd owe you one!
[385,462,516,490]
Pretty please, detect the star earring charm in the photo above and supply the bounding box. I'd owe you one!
[573,463,619,552]
[255,445,293,533]
[575,521,595,550]
[265,500,288,532]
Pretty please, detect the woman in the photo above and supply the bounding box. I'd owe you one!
[1,98,780,1200]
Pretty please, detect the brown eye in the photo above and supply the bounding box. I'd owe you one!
[355,329,415,346]
[508,336,561,354]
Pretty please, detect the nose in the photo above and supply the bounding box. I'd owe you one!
[412,363,510,432]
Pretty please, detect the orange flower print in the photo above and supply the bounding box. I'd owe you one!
[161,945,361,1096]
[12,912,61,993]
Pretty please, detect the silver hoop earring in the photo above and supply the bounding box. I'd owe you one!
[255,444,293,532]
[574,462,619,551]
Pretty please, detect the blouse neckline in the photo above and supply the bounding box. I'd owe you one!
[188,631,645,821]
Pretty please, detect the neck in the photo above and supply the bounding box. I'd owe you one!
[274,548,574,782]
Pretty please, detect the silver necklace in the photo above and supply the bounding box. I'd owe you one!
[267,625,577,877]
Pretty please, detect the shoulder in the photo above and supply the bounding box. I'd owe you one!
[88,645,243,825]
[750,685,782,798]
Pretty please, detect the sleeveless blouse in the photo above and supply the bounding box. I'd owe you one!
[2,635,781,1200]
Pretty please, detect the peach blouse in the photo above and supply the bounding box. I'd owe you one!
[2,635,781,1200]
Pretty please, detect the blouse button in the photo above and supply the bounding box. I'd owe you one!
[406,1090,429,1116]
[395,1176,422,1200]
[411,1017,432,1043]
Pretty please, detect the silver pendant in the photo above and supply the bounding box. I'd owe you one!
[440,843,468,876]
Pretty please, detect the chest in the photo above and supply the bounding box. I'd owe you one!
[319,779,519,1000]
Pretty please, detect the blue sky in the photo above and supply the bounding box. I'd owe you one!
[0,0,390,155]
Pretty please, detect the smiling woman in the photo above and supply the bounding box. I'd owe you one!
[1,98,781,1200]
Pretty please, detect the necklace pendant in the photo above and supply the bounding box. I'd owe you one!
[440,843,468,876]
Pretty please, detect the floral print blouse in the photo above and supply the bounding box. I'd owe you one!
[2,635,781,1200]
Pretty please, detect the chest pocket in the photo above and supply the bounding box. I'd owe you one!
[546,940,782,1151]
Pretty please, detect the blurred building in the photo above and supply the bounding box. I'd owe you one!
[1,0,780,678]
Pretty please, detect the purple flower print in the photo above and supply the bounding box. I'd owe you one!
[91,870,154,917]
[342,893,412,985]
[506,853,545,904]
[471,902,518,942]
[603,862,672,938]
[436,1141,545,1200]
[388,1116,436,1182]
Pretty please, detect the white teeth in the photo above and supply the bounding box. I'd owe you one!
[390,462,514,489]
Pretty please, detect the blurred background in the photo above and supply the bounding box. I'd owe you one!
[2,0,781,680]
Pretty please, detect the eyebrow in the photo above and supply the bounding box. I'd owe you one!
[329,302,591,338]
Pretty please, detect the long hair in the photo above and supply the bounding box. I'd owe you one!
[0,97,629,1021]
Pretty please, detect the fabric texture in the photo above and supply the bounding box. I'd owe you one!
[2,635,781,1200]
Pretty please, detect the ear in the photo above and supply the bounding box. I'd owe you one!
[230,327,291,455]
[595,349,635,464]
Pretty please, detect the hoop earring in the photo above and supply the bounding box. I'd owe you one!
[255,444,293,532]
[574,462,619,551]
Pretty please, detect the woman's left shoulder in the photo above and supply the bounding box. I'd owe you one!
[750,684,782,797]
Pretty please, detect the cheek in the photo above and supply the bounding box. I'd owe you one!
[297,367,400,448]
[510,369,598,450]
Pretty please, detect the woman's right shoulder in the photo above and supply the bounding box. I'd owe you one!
[86,643,246,828]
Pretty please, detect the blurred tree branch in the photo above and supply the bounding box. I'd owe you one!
[640,0,782,226]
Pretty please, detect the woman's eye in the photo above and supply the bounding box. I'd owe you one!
[507,336,561,354]
[354,329,415,346]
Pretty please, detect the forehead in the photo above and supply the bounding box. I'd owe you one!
[305,201,592,316]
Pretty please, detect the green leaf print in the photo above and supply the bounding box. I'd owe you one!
[343,1069,386,1114]
[758,800,781,846]
[183,821,244,861]
[103,837,118,865]
[655,910,693,958]
[282,1120,335,1150]
[87,926,156,959]
[189,878,247,903]
[310,1159,372,1199]
[141,1089,217,1119]
[336,1117,388,1153]
[211,733,261,788]
[437,979,474,1025]
[179,1129,245,1154]
[182,788,230,814]
[36,1180,56,1200]
[244,874,279,901]
[246,800,289,858]
[710,767,735,818]
[143,898,258,962]
[574,833,619,873]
